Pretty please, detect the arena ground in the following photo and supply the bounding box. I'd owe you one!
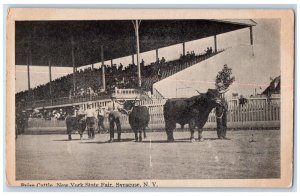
[16,129,280,180]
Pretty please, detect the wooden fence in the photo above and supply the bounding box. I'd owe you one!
[27,100,280,132]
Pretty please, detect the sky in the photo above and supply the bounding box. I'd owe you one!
[15,19,280,96]
[154,19,281,98]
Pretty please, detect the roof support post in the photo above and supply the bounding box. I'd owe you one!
[133,20,142,88]
[26,36,31,92]
[71,37,76,92]
[91,63,94,70]
[101,45,106,91]
[156,48,159,61]
[132,54,135,65]
[214,35,217,53]
[48,59,52,96]
[26,36,34,101]
[26,54,31,91]
[111,59,113,67]
[182,42,185,56]
[249,26,253,45]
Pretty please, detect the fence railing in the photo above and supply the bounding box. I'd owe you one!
[152,88,165,100]
[113,88,141,99]
[25,93,117,109]
[27,100,280,131]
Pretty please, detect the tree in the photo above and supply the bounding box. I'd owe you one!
[215,64,235,93]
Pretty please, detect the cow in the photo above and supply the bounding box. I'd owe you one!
[123,100,150,142]
[163,89,225,142]
[65,107,86,140]
[16,110,27,138]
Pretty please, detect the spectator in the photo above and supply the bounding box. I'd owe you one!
[157,68,162,80]
[239,95,248,107]
[118,63,123,72]
[141,59,145,67]
[186,51,191,58]
[156,57,160,64]
[191,51,195,57]
[54,111,61,119]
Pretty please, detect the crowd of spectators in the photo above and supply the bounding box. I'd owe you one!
[205,47,214,55]
[27,107,70,120]
[16,46,218,104]
[69,86,97,99]
[179,50,196,60]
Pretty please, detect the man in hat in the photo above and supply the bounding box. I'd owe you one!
[86,103,97,139]
[216,98,228,139]
[96,106,107,134]
[108,96,123,142]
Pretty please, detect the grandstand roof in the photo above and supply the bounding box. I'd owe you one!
[16,19,256,67]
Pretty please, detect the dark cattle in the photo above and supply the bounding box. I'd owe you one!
[163,89,225,142]
[16,111,27,138]
[123,100,150,142]
[65,107,86,140]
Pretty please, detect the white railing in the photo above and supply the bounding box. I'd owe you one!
[27,100,280,131]
[113,88,142,99]
[152,88,165,100]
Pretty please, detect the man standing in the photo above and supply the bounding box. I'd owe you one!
[86,103,97,139]
[216,99,228,139]
[76,106,86,138]
[97,106,107,134]
[108,96,123,142]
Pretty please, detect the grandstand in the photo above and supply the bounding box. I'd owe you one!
[17,48,223,109]
[15,19,256,111]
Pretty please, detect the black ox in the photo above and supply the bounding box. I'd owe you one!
[123,100,150,142]
[163,89,225,142]
[65,107,86,140]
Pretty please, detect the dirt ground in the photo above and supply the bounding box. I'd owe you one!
[16,129,280,180]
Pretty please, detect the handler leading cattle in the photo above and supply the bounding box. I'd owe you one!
[86,103,97,139]
[216,98,228,139]
[163,89,225,142]
[107,96,123,142]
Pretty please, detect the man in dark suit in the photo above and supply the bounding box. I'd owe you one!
[216,99,228,139]
[108,97,123,142]
[97,106,107,134]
